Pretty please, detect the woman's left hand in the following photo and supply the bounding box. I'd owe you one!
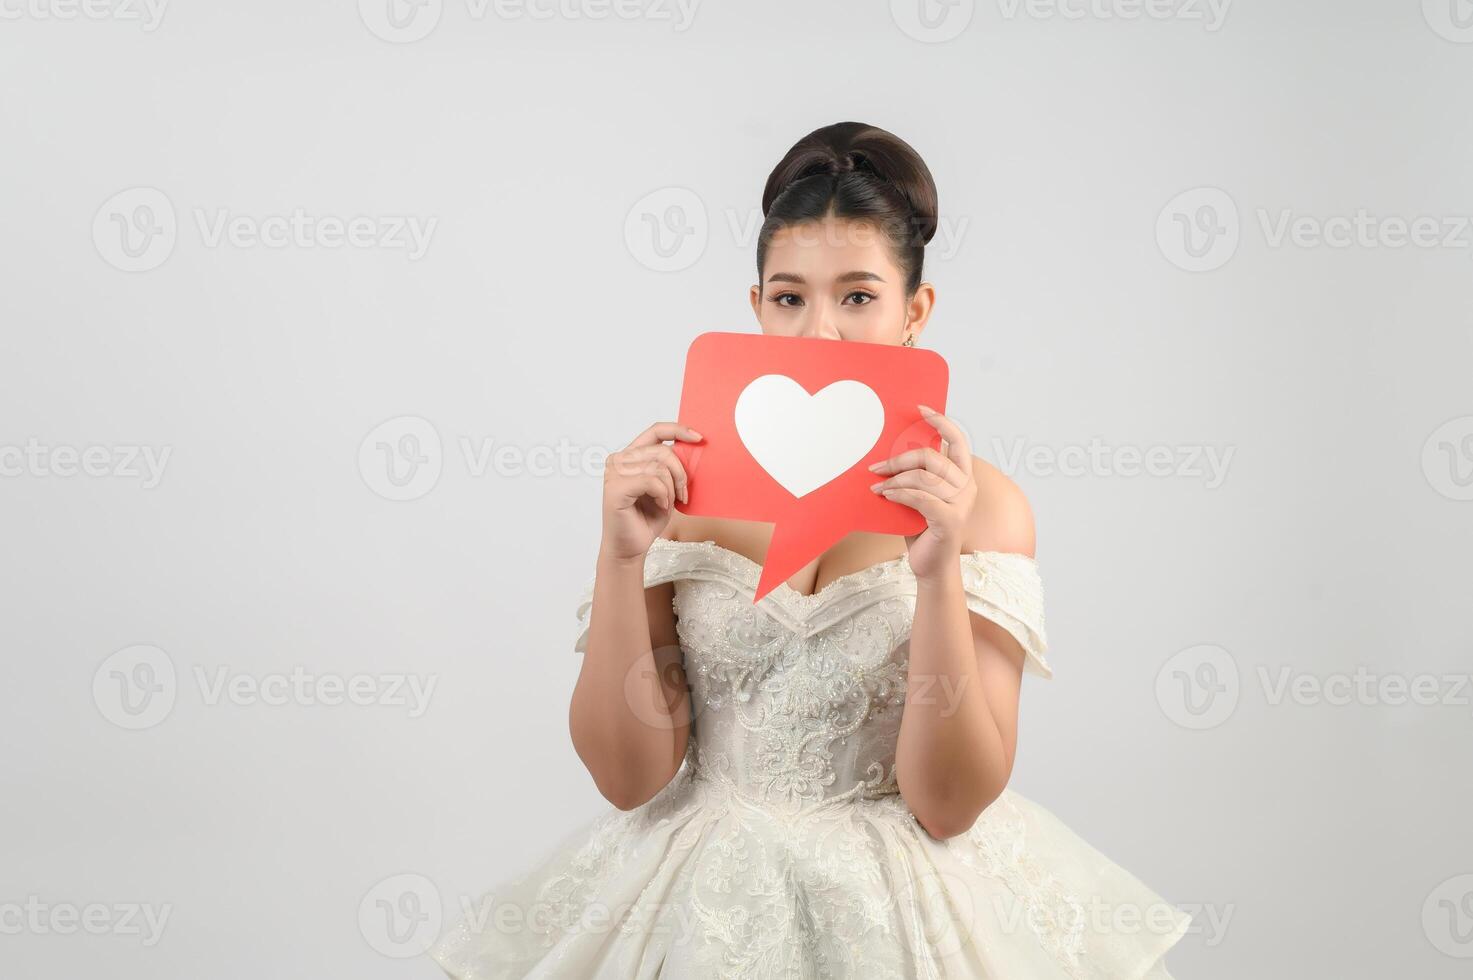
[868,404,977,583]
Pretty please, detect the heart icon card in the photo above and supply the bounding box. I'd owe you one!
[671,331,950,601]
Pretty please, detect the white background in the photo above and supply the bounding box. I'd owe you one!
[2,1,1471,978]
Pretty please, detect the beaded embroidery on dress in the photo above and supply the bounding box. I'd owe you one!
[431,537,1190,979]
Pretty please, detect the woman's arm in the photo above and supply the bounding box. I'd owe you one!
[873,420,1035,839]
[568,552,690,811]
[568,421,699,811]
[897,548,1029,839]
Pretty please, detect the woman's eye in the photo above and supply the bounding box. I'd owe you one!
[773,293,802,307]
[844,291,875,305]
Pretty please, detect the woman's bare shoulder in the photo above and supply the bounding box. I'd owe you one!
[663,510,719,545]
[663,510,689,543]
[964,455,1035,558]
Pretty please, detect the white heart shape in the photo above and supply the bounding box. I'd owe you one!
[734,374,885,499]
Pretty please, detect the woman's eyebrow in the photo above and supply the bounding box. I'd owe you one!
[765,271,887,284]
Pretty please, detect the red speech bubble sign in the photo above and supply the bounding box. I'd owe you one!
[672,331,949,602]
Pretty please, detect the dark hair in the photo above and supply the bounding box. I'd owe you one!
[758,121,938,295]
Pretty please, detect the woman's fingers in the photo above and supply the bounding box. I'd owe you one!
[869,447,966,499]
[635,471,673,512]
[652,445,689,504]
[626,422,703,450]
[917,405,971,470]
[649,463,676,511]
[611,444,689,504]
[871,466,958,501]
[608,449,674,509]
[868,408,972,498]
[611,423,699,507]
[877,485,947,523]
[870,445,961,479]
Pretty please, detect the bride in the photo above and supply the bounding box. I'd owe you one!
[431,121,1192,979]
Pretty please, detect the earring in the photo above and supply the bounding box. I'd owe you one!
[902,334,916,347]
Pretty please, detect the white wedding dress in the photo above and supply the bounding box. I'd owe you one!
[431,537,1190,979]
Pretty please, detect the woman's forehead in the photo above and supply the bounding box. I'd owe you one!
[763,219,902,270]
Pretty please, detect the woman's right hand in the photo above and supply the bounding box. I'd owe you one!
[600,422,703,562]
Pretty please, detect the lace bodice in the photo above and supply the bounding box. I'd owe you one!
[573,538,1051,814]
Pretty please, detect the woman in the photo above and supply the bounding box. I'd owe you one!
[432,122,1191,979]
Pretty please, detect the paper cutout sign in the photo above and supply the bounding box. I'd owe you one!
[672,331,950,602]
